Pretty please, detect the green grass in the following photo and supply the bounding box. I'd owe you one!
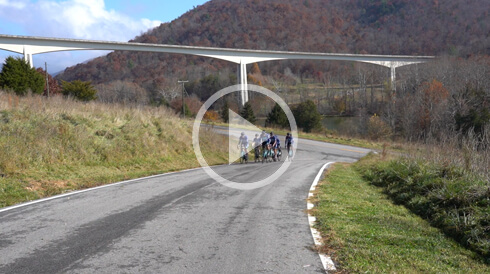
[357,153,490,262]
[297,129,382,149]
[204,120,382,150]
[0,92,228,207]
[313,162,489,273]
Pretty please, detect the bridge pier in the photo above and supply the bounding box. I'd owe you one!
[238,61,248,106]
[390,64,396,91]
[23,46,33,68]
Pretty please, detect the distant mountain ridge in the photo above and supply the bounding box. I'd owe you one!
[56,0,489,95]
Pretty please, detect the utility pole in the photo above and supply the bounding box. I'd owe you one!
[45,62,50,97]
[178,80,188,117]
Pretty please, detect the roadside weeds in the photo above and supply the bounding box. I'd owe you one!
[311,162,489,273]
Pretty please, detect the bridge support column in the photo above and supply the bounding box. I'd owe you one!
[390,64,396,91]
[23,46,33,68]
[238,61,248,106]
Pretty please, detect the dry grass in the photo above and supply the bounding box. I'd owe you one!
[0,92,228,207]
[407,130,490,183]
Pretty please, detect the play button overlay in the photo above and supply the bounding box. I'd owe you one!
[228,109,263,164]
[192,84,298,190]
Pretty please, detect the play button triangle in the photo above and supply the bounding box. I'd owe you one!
[228,109,264,164]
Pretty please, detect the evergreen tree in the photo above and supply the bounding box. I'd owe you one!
[61,80,97,101]
[293,100,322,132]
[220,100,230,123]
[266,103,289,128]
[240,101,256,124]
[0,56,45,95]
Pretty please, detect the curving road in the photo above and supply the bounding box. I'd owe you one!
[0,137,369,273]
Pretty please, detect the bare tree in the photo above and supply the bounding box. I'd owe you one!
[96,81,149,105]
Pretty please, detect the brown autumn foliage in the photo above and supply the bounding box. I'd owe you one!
[56,0,489,100]
[36,68,62,96]
[417,79,449,133]
[204,110,220,122]
[50,1,489,144]
[170,94,203,116]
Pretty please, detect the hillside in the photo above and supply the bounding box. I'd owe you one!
[0,91,228,207]
[56,0,489,101]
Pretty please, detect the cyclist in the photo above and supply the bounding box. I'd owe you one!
[260,130,270,152]
[252,133,262,162]
[274,133,282,160]
[285,132,294,159]
[237,132,249,162]
[268,132,277,160]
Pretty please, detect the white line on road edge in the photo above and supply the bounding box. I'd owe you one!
[308,162,336,273]
[0,167,204,214]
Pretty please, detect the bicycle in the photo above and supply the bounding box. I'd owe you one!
[286,144,293,161]
[239,146,248,164]
[262,144,273,163]
[285,133,294,162]
[254,146,260,162]
[276,146,282,162]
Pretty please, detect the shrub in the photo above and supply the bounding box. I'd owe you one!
[367,113,392,140]
[169,95,202,117]
[61,80,97,101]
[204,110,219,122]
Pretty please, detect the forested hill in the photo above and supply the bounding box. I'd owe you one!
[56,0,489,93]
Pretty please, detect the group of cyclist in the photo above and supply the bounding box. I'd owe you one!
[237,130,294,163]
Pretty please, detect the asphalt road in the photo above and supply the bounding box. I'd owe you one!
[0,137,370,273]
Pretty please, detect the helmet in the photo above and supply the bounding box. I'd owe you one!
[287,133,290,136]
[255,133,259,136]
[241,132,245,136]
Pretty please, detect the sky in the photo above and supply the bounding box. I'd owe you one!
[0,0,209,73]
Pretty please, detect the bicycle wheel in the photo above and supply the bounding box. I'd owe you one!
[288,149,293,161]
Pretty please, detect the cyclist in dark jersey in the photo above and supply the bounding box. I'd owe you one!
[268,132,278,160]
[285,132,294,159]
[274,133,281,160]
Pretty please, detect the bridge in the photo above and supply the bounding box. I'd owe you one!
[0,34,435,104]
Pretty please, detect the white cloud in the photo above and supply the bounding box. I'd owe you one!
[27,0,161,41]
[0,0,27,9]
[0,0,162,73]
